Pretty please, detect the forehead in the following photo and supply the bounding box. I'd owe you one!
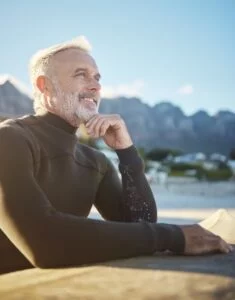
[51,48,98,73]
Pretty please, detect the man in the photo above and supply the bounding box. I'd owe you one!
[0,37,232,274]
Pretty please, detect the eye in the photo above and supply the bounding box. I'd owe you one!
[95,75,101,82]
[74,72,86,78]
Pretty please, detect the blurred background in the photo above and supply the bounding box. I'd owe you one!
[0,0,234,224]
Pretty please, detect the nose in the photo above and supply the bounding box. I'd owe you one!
[87,78,101,93]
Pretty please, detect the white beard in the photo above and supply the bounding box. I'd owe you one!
[52,85,99,127]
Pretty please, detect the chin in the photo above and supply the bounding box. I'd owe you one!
[76,109,98,123]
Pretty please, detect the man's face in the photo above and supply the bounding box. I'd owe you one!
[48,48,101,126]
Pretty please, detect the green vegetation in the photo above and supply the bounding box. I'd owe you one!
[169,162,200,171]
[170,170,192,177]
[196,167,233,181]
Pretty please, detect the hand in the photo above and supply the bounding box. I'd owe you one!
[85,114,133,149]
[179,224,233,255]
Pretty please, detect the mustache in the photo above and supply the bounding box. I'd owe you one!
[78,92,99,102]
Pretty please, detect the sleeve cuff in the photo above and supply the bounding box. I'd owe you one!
[115,146,144,173]
[151,223,185,253]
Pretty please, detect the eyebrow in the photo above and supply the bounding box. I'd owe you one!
[73,68,101,80]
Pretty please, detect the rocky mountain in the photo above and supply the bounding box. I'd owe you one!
[0,75,33,118]
[0,76,234,155]
[99,98,235,155]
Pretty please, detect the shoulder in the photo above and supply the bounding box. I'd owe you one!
[0,115,35,138]
[0,119,37,180]
[0,118,27,140]
[0,117,37,155]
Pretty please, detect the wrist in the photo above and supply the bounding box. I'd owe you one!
[114,142,133,150]
[113,135,133,150]
[151,223,185,253]
[115,145,143,166]
[116,146,144,175]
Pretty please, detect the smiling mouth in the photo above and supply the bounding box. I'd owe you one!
[82,97,97,105]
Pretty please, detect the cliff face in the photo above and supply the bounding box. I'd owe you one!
[0,76,33,117]
[100,98,235,155]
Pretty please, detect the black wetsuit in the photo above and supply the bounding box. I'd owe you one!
[0,112,184,274]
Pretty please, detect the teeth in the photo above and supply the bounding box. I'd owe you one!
[84,98,96,103]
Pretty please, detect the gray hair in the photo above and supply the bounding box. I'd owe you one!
[29,36,92,112]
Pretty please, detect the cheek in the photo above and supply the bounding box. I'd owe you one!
[58,79,83,94]
[65,95,82,114]
[69,79,86,93]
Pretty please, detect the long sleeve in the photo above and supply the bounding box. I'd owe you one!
[94,146,157,223]
[116,146,157,222]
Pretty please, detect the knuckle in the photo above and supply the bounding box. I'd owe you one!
[214,234,222,241]
[219,238,225,246]
[101,122,107,130]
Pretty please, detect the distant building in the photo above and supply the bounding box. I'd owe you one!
[210,153,227,162]
[173,152,206,164]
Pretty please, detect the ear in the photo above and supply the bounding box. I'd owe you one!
[36,76,46,93]
[36,76,54,96]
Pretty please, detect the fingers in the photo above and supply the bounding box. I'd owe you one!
[218,237,234,254]
[181,224,234,256]
[206,235,227,254]
[206,232,233,254]
[85,114,100,137]
[88,117,107,138]
[86,115,108,138]
[85,113,132,149]
[85,114,121,138]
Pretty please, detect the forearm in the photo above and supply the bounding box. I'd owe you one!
[2,211,184,268]
[116,146,157,223]
[38,216,184,268]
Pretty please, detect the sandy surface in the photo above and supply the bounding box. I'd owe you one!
[0,254,235,300]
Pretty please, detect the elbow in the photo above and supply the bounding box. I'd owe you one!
[31,251,88,270]
[25,241,60,269]
[31,256,54,269]
[27,251,56,269]
[28,245,84,269]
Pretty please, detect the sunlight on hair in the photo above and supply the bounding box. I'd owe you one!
[29,36,92,112]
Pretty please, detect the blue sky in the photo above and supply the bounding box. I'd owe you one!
[1,0,234,116]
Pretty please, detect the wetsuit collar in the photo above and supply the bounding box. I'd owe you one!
[35,111,78,135]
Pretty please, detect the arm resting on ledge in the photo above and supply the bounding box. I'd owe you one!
[0,126,184,269]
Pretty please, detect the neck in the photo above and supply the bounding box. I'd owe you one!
[35,109,78,135]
